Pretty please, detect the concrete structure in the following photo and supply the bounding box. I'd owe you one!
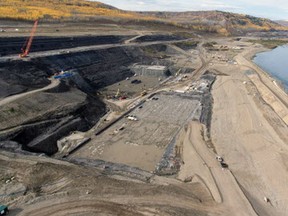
[130,65,170,77]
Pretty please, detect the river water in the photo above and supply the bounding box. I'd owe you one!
[253,45,288,92]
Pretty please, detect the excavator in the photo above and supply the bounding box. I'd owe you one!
[19,20,38,58]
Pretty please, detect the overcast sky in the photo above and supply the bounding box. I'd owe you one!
[94,0,288,20]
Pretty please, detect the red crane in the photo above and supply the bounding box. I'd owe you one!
[20,20,38,58]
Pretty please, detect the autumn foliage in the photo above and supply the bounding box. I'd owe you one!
[0,0,153,21]
[0,0,286,35]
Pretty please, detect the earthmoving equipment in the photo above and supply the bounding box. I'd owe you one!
[19,20,38,58]
[0,205,8,215]
[216,156,223,162]
[220,161,228,168]
[175,68,181,76]
[131,79,141,84]
[141,90,147,96]
[53,71,73,79]
[127,115,138,121]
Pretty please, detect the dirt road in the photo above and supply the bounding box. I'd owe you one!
[211,70,288,216]
[0,38,193,62]
[0,78,60,106]
[179,122,257,216]
[1,151,218,216]
[2,34,288,216]
[124,34,145,44]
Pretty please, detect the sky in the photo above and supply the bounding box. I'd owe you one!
[94,0,288,20]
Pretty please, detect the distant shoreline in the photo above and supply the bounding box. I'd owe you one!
[251,46,288,94]
[235,45,288,125]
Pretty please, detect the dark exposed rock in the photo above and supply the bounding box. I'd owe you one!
[0,46,151,98]
[0,35,131,56]
[27,117,88,155]
[10,119,60,144]
[0,41,181,155]
[0,141,21,151]
[135,34,184,43]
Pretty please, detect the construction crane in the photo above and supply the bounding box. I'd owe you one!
[19,20,38,58]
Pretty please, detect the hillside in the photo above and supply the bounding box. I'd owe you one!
[275,20,288,26]
[140,11,288,35]
[0,0,152,21]
[0,0,287,35]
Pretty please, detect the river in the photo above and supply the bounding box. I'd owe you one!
[253,45,288,92]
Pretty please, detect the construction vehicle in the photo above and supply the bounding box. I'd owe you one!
[19,20,38,58]
[175,68,181,76]
[0,205,8,215]
[131,79,141,84]
[53,72,73,79]
[220,161,228,168]
[127,115,138,121]
[141,90,147,96]
[216,156,223,162]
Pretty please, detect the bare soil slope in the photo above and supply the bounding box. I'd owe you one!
[0,151,217,216]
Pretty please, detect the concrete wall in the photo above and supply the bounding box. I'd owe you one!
[130,65,169,77]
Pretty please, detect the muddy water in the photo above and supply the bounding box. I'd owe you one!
[253,45,288,92]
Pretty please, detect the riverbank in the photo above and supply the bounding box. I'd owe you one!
[253,45,288,92]
[249,46,288,97]
[248,47,288,93]
[248,39,288,49]
[210,41,288,215]
[237,45,288,124]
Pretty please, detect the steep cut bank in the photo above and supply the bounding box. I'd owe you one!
[0,44,177,155]
[0,35,131,57]
[0,83,106,155]
[0,46,146,98]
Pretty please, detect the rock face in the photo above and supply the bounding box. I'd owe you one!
[0,83,106,155]
[0,87,87,131]
[135,34,184,42]
[0,42,180,155]
[0,45,155,155]
[0,60,51,98]
[0,46,149,98]
[0,141,21,151]
[26,117,88,155]
[41,47,139,89]
[0,35,130,56]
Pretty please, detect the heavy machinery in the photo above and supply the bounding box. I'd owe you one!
[0,205,8,215]
[141,90,147,96]
[19,20,38,58]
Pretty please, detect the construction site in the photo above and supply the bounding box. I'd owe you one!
[1,19,288,216]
